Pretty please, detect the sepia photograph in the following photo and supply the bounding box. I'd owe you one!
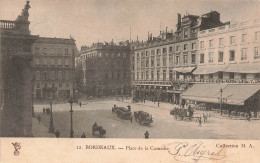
[0,0,260,162]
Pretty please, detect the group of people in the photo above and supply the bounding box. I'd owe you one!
[43,107,51,115]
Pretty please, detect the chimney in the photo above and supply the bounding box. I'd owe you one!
[177,13,181,29]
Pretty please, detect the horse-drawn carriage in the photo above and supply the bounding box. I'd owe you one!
[92,126,106,138]
[170,107,194,121]
[112,106,133,121]
[134,111,153,125]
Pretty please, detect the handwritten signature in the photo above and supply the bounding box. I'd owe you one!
[163,141,230,163]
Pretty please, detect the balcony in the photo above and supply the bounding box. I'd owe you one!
[172,78,260,84]
[0,20,16,29]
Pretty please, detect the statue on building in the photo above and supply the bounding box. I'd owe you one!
[16,1,30,22]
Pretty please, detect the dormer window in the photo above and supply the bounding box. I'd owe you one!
[184,28,188,38]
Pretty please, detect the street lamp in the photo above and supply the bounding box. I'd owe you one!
[156,88,161,107]
[121,85,124,102]
[32,92,35,118]
[218,88,227,116]
[48,93,55,133]
[68,97,74,138]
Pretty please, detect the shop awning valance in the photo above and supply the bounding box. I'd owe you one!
[193,64,229,75]
[181,84,260,106]
[225,62,260,73]
[173,66,197,74]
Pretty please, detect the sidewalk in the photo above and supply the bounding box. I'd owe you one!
[122,99,177,110]
[121,99,260,120]
[32,117,55,137]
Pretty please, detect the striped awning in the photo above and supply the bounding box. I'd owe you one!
[173,66,197,74]
[181,84,260,106]
[193,64,229,75]
[225,62,260,73]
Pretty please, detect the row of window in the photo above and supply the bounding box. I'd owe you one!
[136,70,173,80]
[35,58,71,66]
[35,71,73,81]
[86,59,128,68]
[200,32,260,49]
[136,47,260,67]
[36,83,70,88]
[198,72,260,80]
[81,52,128,60]
[35,47,75,56]
[105,72,128,79]
[136,53,196,68]
[136,71,260,81]
[136,43,196,58]
[199,47,260,64]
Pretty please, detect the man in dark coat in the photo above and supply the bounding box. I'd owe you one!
[81,132,86,138]
[55,130,60,138]
[144,131,149,139]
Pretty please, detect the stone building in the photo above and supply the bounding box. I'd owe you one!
[0,1,38,137]
[79,41,131,97]
[32,37,76,100]
[181,19,260,113]
[133,11,224,104]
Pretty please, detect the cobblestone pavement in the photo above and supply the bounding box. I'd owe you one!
[33,98,260,139]
[32,116,55,137]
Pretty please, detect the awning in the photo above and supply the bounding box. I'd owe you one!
[215,84,260,105]
[181,84,260,106]
[173,66,197,74]
[225,62,260,73]
[193,64,229,75]
[181,84,225,103]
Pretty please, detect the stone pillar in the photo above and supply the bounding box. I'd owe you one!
[1,55,33,137]
[22,63,33,136]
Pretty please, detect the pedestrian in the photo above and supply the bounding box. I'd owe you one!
[55,130,60,138]
[127,105,131,111]
[79,102,82,107]
[130,115,133,123]
[37,115,41,124]
[246,111,251,122]
[93,122,97,128]
[81,132,86,138]
[43,107,45,114]
[203,113,207,123]
[144,131,149,139]
[198,117,202,127]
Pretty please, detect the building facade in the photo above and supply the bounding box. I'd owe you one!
[194,19,260,82]
[181,19,260,114]
[32,37,76,100]
[0,1,38,136]
[133,11,224,104]
[79,41,131,97]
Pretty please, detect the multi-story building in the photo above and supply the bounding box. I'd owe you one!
[1,1,38,136]
[32,37,76,100]
[133,11,224,104]
[79,41,131,97]
[181,19,260,114]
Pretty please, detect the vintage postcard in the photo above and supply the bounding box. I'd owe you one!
[0,0,260,162]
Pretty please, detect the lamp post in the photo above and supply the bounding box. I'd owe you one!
[32,92,35,117]
[68,97,74,138]
[156,88,161,107]
[121,85,124,102]
[48,93,55,133]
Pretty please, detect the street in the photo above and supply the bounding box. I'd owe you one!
[33,98,260,139]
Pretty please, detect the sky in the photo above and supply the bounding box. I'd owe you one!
[0,0,259,49]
